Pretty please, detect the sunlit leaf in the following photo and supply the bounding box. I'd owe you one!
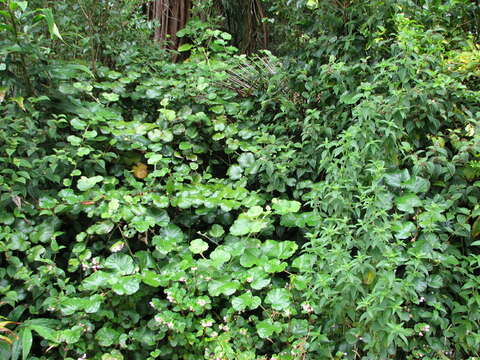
[40,8,63,40]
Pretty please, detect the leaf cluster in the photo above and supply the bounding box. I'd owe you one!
[2,1,480,360]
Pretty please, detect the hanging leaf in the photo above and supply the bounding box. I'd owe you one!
[363,270,376,285]
[472,216,480,239]
[0,319,18,345]
[178,44,194,52]
[10,97,25,111]
[40,9,63,40]
[20,328,32,360]
[0,87,7,103]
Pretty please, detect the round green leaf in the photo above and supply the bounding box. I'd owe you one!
[77,176,104,191]
[189,239,208,254]
[265,288,291,310]
[209,224,225,238]
[272,198,301,215]
[209,248,231,265]
[238,152,255,168]
[227,165,243,180]
[256,319,282,339]
[104,253,136,275]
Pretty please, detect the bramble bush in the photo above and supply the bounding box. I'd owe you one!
[1,0,480,359]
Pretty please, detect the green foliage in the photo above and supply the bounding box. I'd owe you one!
[2,0,480,359]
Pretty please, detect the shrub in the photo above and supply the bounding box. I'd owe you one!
[2,0,480,359]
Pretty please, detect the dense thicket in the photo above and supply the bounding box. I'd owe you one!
[1,0,480,359]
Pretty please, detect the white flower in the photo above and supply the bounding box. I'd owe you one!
[201,319,213,327]
[197,298,207,306]
[301,302,314,313]
[166,292,175,303]
[110,242,124,253]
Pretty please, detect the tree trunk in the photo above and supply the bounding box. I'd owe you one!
[151,0,192,50]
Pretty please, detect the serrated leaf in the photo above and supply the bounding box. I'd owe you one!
[392,221,416,239]
[292,254,316,271]
[384,170,410,188]
[396,193,422,213]
[340,92,362,105]
[402,176,430,193]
